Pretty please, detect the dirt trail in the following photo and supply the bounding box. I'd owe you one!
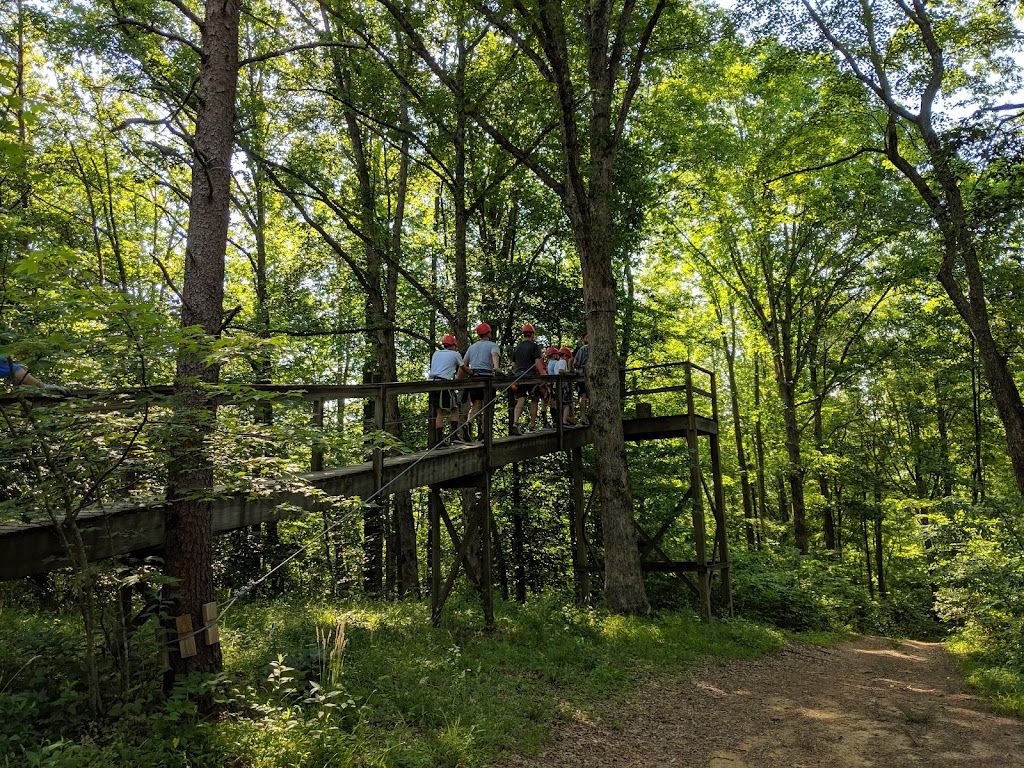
[501,636,1024,768]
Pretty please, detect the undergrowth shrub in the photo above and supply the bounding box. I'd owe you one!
[931,495,1024,713]
[729,548,939,638]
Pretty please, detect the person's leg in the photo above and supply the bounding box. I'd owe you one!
[528,395,539,429]
[512,394,526,432]
[464,396,483,440]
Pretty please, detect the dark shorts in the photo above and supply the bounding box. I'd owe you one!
[461,372,493,403]
[429,386,459,411]
[514,371,541,399]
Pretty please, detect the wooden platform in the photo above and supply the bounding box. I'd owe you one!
[0,414,715,580]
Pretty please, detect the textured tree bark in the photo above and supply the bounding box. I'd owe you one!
[722,305,756,549]
[873,488,885,599]
[555,0,649,614]
[165,0,240,678]
[776,370,808,553]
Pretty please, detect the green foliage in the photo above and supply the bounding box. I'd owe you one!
[0,596,786,767]
[930,496,1024,714]
[730,549,940,639]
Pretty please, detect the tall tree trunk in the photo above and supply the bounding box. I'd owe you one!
[810,360,835,549]
[873,487,885,599]
[971,339,985,502]
[722,302,756,549]
[562,0,647,613]
[777,376,808,553]
[391,80,419,597]
[753,355,767,541]
[164,0,240,679]
[862,505,874,600]
[452,40,470,347]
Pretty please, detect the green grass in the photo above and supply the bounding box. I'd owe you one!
[1,593,786,767]
[948,634,1024,717]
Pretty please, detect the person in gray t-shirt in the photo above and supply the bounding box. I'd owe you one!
[459,323,501,440]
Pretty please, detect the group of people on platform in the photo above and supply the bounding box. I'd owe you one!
[428,322,589,446]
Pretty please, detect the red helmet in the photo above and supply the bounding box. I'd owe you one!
[475,323,491,336]
[546,346,558,356]
[559,346,571,356]
[441,335,457,347]
[522,323,535,333]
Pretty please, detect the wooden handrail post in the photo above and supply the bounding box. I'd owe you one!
[482,379,494,455]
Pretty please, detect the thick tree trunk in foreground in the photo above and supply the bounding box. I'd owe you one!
[722,307,756,549]
[558,0,650,614]
[165,0,240,678]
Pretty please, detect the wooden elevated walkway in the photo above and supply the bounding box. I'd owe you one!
[0,415,715,580]
[0,361,731,619]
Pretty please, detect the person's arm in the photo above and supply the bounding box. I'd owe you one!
[490,349,500,370]
[14,368,41,386]
[534,357,545,376]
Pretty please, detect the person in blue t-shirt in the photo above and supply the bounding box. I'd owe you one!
[0,355,41,386]
[1,353,69,395]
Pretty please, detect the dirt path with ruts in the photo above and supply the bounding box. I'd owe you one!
[500,635,1024,768]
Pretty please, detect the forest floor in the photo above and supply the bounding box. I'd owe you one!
[500,635,1024,768]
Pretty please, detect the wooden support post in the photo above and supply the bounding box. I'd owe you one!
[311,398,324,472]
[708,372,733,615]
[636,402,653,419]
[175,614,198,659]
[432,488,485,624]
[480,459,494,627]
[429,487,442,622]
[202,602,220,646]
[685,364,712,621]
[373,385,385,495]
[512,460,526,602]
[571,447,589,604]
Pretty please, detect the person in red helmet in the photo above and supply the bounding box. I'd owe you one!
[428,334,464,446]
[510,323,545,435]
[458,322,501,441]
